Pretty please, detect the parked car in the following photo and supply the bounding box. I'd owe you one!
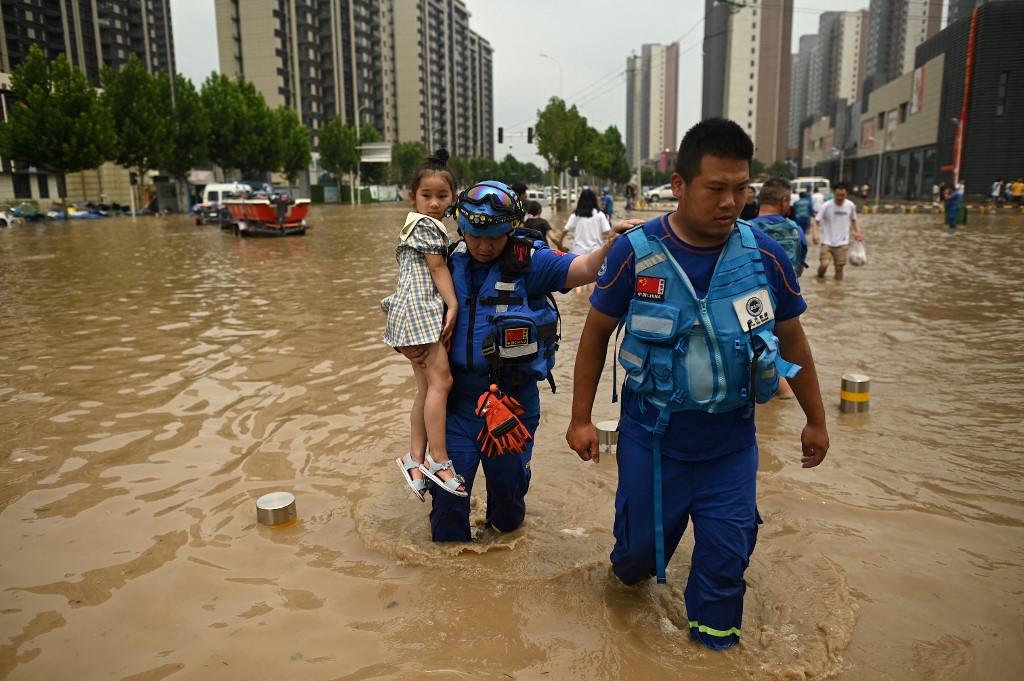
[646,183,675,201]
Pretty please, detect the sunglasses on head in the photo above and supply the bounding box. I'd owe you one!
[459,184,522,215]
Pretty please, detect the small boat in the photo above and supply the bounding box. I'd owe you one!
[223,194,310,237]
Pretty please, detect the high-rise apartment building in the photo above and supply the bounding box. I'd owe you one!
[216,0,493,159]
[393,0,493,159]
[0,0,175,84]
[805,11,866,119]
[864,0,942,94]
[787,34,818,152]
[625,43,678,169]
[702,0,793,164]
[947,0,989,24]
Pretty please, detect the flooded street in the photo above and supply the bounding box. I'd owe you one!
[1,202,1022,680]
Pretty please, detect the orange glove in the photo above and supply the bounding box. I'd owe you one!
[475,384,532,457]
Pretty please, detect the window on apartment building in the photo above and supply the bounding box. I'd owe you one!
[899,102,908,122]
[12,173,31,199]
[996,71,1008,116]
[36,174,49,199]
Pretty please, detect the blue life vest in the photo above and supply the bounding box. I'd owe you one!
[449,234,560,391]
[617,222,800,424]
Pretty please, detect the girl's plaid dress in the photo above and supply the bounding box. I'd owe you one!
[381,212,451,348]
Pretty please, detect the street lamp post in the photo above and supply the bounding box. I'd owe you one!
[867,136,882,212]
[804,155,815,176]
[538,53,563,98]
[829,146,844,182]
[355,105,372,206]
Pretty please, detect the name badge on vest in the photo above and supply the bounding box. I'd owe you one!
[732,289,774,330]
[635,276,666,301]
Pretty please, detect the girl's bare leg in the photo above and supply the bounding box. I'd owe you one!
[420,341,463,491]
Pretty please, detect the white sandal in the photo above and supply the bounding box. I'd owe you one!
[418,455,467,497]
[396,453,429,502]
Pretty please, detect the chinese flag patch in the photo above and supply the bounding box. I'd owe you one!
[635,276,666,301]
[503,327,530,347]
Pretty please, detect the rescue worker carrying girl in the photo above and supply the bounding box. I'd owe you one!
[397,180,638,542]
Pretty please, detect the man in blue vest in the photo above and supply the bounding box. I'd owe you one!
[400,180,638,542]
[566,118,829,651]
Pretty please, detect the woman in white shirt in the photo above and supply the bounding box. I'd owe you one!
[562,188,610,255]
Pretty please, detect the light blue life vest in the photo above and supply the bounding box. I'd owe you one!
[449,235,560,390]
[618,222,801,425]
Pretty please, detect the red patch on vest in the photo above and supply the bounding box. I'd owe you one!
[503,327,530,346]
[635,276,666,301]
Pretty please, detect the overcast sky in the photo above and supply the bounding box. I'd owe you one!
[169,0,920,166]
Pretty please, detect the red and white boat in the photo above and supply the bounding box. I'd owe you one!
[223,194,310,237]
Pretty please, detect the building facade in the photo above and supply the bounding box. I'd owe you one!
[0,0,176,209]
[799,0,1023,199]
[702,0,793,164]
[216,0,493,161]
[625,42,678,169]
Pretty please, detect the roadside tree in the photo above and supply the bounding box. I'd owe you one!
[158,73,210,208]
[390,141,428,188]
[275,106,311,188]
[101,55,174,210]
[318,117,358,203]
[0,45,114,216]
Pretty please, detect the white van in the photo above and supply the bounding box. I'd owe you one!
[792,177,831,196]
[524,189,546,202]
[195,182,251,225]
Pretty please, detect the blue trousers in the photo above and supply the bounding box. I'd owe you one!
[429,410,539,542]
[611,429,760,650]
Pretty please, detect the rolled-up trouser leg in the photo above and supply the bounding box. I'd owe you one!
[685,444,760,650]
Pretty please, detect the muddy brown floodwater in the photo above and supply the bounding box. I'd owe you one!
[1,203,1022,680]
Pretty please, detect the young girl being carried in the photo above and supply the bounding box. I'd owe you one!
[381,150,467,500]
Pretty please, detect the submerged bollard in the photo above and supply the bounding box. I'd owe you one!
[840,373,870,413]
[595,420,619,454]
[256,491,297,527]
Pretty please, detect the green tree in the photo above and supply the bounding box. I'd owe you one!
[158,73,210,207]
[199,73,244,174]
[535,97,588,186]
[101,55,174,208]
[357,123,388,186]
[233,80,277,179]
[0,45,114,214]
[318,116,358,203]
[275,106,311,187]
[391,141,428,186]
[448,155,471,188]
[467,156,500,186]
[764,160,794,179]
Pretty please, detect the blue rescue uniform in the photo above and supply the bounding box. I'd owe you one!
[590,214,805,649]
[431,240,576,542]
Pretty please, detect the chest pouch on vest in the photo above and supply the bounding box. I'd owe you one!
[486,313,541,365]
[619,300,711,402]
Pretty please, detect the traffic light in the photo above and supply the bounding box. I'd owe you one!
[497,127,503,144]
[527,127,533,144]
[129,172,138,186]
[568,160,580,177]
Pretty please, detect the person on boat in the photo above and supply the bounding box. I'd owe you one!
[397,180,639,541]
[382,149,467,501]
[565,117,829,651]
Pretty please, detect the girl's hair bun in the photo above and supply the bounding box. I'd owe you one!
[429,149,449,165]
